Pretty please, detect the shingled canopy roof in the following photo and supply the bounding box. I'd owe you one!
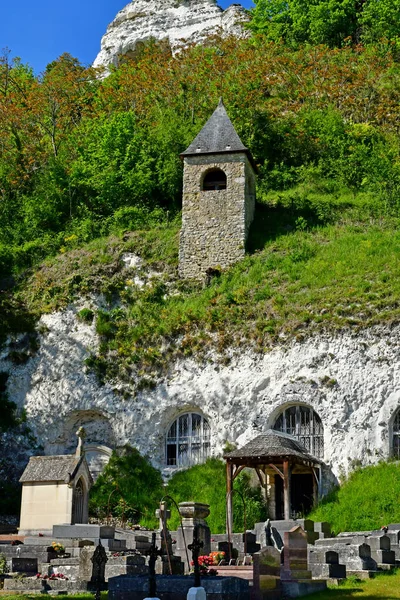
[20,455,88,484]
[224,429,320,467]
[181,99,256,169]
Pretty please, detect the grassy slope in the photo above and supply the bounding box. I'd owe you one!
[308,462,400,535]
[7,186,400,389]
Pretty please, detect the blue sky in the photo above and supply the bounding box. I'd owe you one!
[1,1,254,75]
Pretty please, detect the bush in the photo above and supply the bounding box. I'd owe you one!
[89,445,164,528]
[166,458,267,534]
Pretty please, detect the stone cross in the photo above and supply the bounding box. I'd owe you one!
[188,525,204,588]
[75,426,86,458]
[155,503,171,531]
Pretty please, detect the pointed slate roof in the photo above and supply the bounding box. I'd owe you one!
[181,99,254,165]
[224,429,320,465]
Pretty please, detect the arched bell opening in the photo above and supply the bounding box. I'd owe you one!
[202,168,227,191]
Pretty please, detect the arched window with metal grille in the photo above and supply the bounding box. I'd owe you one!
[166,413,211,467]
[273,405,324,459]
[392,409,400,458]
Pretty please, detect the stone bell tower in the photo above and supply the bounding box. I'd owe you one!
[179,99,256,279]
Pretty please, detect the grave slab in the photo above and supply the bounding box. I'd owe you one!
[108,574,249,600]
[53,524,115,539]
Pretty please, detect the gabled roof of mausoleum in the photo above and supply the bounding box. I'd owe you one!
[224,429,320,466]
[181,98,250,158]
[20,454,89,484]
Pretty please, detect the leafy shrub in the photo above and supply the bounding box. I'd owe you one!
[89,445,164,528]
[166,458,267,534]
[0,553,7,575]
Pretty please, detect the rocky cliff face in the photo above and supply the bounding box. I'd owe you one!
[1,283,399,489]
[93,0,248,70]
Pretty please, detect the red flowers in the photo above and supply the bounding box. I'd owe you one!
[190,551,225,575]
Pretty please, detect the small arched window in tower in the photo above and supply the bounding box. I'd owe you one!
[273,405,324,459]
[166,412,211,467]
[202,169,227,191]
[392,409,400,458]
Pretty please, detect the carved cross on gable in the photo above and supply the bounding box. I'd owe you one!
[75,426,86,457]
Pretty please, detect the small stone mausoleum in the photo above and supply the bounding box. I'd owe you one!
[19,430,93,535]
[179,99,256,279]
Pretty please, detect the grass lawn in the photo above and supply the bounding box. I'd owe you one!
[308,570,400,599]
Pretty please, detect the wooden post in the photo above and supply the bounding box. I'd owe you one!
[283,460,291,520]
[226,461,233,536]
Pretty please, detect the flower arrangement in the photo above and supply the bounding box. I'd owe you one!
[51,541,65,554]
[190,551,225,575]
[209,551,225,565]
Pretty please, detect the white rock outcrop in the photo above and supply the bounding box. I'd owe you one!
[93,0,248,70]
[2,305,400,488]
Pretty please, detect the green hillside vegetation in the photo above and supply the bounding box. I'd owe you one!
[89,452,266,533]
[308,461,400,534]
[2,8,400,426]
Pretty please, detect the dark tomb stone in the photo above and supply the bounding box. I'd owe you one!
[11,557,38,574]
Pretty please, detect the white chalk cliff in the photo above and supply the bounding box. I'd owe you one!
[93,0,248,70]
[1,293,399,489]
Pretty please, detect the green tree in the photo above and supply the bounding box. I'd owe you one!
[89,446,164,528]
[250,0,362,47]
[360,0,400,45]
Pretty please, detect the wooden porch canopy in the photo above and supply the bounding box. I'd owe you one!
[223,429,321,534]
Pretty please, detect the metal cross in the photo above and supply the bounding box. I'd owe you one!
[188,525,204,588]
[148,532,161,598]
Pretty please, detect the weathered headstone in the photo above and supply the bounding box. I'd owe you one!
[281,526,327,598]
[367,535,395,565]
[253,546,281,599]
[281,526,310,581]
[308,548,346,579]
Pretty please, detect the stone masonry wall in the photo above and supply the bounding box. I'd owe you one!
[179,153,255,279]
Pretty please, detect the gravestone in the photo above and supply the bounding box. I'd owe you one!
[281,526,327,598]
[11,557,38,575]
[281,526,310,581]
[145,533,161,600]
[155,505,184,575]
[308,548,346,579]
[366,536,395,566]
[253,546,281,599]
[315,537,377,573]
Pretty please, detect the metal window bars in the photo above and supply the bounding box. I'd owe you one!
[166,413,210,467]
[274,405,324,459]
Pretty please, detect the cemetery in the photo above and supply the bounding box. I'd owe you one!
[1,429,400,600]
